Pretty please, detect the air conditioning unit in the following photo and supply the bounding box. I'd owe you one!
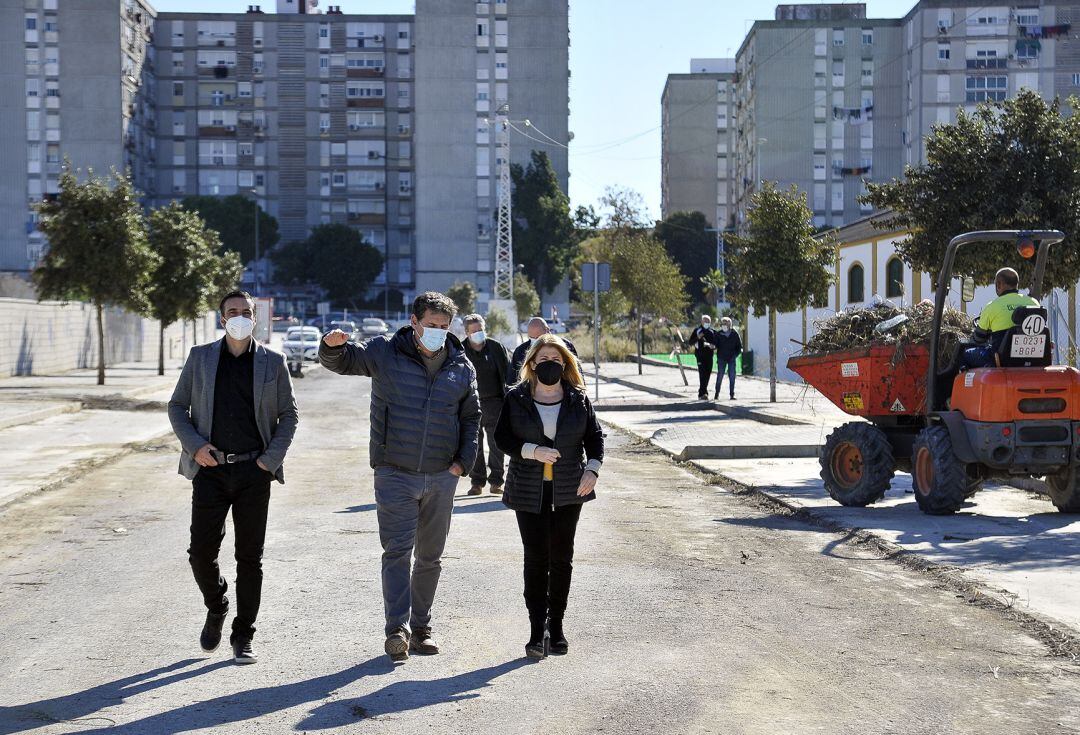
[373,34,384,42]
[368,150,380,159]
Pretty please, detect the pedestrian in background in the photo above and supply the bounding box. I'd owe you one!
[509,317,578,384]
[714,317,742,400]
[687,315,718,400]
[495,334,604,660]
[167,290,298,665]
[319,291,480,663]
[462,314,511,496]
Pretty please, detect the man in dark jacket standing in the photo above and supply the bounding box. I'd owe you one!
[687,315,718,400]
[462,313,511,496]
[509,317,577,384]
[320,292,480,663]
[714,317,742,400]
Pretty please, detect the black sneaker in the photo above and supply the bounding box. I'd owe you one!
[200,600,229,652]
[385,627,409,662]
[232,637,257,664]
[409,626,440,655]
[467,484,484,496]
[525,617,547,660]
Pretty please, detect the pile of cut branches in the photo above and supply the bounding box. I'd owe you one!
[800,300,973,367]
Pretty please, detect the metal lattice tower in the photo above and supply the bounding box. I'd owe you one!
[493,106,514,301]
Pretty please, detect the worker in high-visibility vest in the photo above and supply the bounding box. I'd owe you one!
[960,267,1040,369]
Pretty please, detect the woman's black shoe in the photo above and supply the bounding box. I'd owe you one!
[548,618,568,655]
[525,617,547,660]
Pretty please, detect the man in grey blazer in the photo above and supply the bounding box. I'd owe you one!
[168,290,298,664]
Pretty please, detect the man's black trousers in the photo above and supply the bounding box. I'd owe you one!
[188,460,271,641]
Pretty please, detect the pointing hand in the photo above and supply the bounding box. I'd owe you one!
[323,329,350,347]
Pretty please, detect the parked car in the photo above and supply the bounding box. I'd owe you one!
[271,315,300,332]
[282,326,322,363]
[360,317,389,338]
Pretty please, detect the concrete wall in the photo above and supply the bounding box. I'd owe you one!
[661,74,722,224]
[0,298,216,377]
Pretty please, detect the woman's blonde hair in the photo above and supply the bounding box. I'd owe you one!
[518,333,585,389]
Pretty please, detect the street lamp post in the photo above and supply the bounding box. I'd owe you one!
[250,187,260,296]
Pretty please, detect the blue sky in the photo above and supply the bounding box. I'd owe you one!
[154,0,918,219]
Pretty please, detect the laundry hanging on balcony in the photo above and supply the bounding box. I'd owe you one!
[1017,23,1071,38]
[833,104,874,125]
[832,161,872,176]
[1015,38,1042,56]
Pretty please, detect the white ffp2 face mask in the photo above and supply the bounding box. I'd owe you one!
[224,316,254,340]
[468,330,486,345]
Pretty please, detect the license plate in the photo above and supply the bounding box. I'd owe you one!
[1010,334,1046,358]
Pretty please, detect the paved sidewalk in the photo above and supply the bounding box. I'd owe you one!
[590,361,852,427]
[592,369,1080,637]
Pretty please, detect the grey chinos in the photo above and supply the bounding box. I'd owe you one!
[374,465,458,636]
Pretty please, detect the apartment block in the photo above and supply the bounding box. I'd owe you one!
[732,5,905,231]
[660,60,736,229]
[662,1,1080,236]
[414,0,569,302]
[2,0,570,313]
[901,1,1080,165]
[1,0,156,273]
[153,8,416,298]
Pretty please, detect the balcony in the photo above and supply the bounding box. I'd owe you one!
[348,212,386,224]
[198,125,237,137]
[347,98,385,108]
[347,67,384,78]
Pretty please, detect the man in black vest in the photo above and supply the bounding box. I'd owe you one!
[462,314,512,496]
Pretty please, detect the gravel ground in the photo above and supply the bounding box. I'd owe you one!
[0,368,1078,735]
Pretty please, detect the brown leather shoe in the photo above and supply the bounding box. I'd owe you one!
[409,626,439,655]
[489,483,503,495]
[467,484,483,496]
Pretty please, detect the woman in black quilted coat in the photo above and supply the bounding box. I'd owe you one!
[495,334,604,659]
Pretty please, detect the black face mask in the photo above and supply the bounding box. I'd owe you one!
[534,360,563,386]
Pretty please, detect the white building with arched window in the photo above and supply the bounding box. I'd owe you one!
[743,212,1080,381]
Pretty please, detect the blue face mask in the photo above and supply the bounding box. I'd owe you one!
[468,330,486,345]
[417,325,448,352]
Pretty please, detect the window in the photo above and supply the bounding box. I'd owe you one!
[832,28,844,46]
[253,53,264,75]
[832,60,844,84]
[1017,10,1040,27]
[885,258,904,298]
[1073,73,1080,87]
[26,48,40,75]
[319,113,330,133]
[938,45,950,61]
[861,60,873,84]
[26,79,40,98]
[1016,40,1039,61]
[332,172,346,187]
[848,263,865,303]
[813,154,826,181]
[238,82,252,98]
[965,75,1007,102]
[173,81,184,97]
[26,16,37,30]
[861,28,873,45]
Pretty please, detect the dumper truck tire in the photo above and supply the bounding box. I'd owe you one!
[1046,467,1080,513]
[911,426,967,515]
[819,422,894,507]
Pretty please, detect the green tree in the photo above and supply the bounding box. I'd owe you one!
[654,210,717,291]
[728,182,836,402]
[269,240,311,286]
[610,233,689,373]
[484,306,513,337]
[145,202,225,375]
[700,268,726,307]
[513,272,541,321]
[862,90,1080,288]
[447,281,477,315]
[271,225,383,308]
[511,150,576,292]
[206,250,244,311]
[181,194,280,265]
[33,165,157,385]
